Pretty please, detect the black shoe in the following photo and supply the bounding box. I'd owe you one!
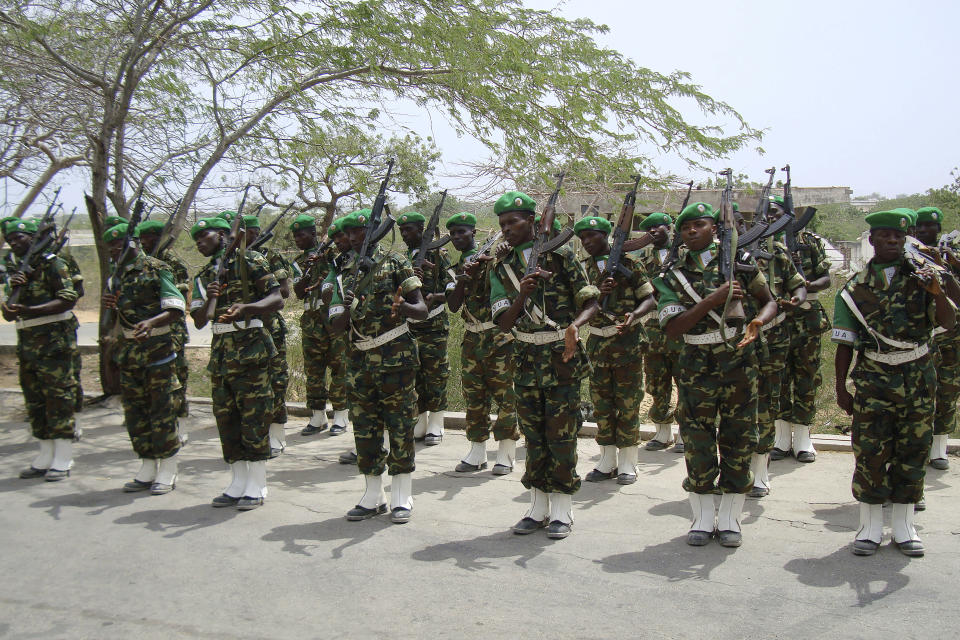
[329,424,347,436]
[123,479,153,493]
[895,539,925,557]
[300,423,328,436]
[546,520,572,539]
[211,493,241,508]
[269,447,283,459]
[339,451,358,465]
[150,480,176,495]
[686,529,713,546]
[748,486,769,498]
[491,464,513,476]
[390,507,412,524]
[237,496,264,511]
[796,450,816,463]
[717,530,742,547]
[19,467,48,479]
[455,461,488,472]
[616,473,637,485]
[346,503,387,521]
[424,434,442,446]
[915,498,926,512]
[44,468,70,482]
[929,457,949,471]
[512,517,547,535]
[670,442,685,454]
[585,469,615,482]
[770,448,790,461]
[644,439,670,451]
[852,539,880,556]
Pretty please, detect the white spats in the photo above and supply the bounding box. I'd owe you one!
[548,492,573,525]
[155,455,178,486]
[688,492,716,533]
[358,473,385,509]
[333,409,350,427]
[495,439,517,469]
[427,410,445,437]
[930,434,949,461]
[674,430,684,447]
[717,493,745,534]
[891,503,920,544]
[595,445,618,473]
[792,424,816,455]
[308,410,328,428]
[462,441,487,467]
[31,440,55,471]
[617,446,638,477]
[413,412,429,439]
[134,458,158,483]
[856,502,883,544]
[269,423,286,451]
[524,488,550,521]
[243,460,268,499]
[390,473,413,511]
[774,419,792,452]
[652,423,672,443]
[224,461,248,498]
[50,439,73,471]
[750,453,771,491]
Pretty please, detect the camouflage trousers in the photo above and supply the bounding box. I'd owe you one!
[756,336,790,452]
[348,365,417,476]
[641,326,677,424]
[851,358,935,504]
[119,359,182,460]
[329,332,350,409]
[677,353,758,494]
[590,358,643,448]
[301,313,332,411]
[781,312,825,424]
[18,329,76,440]
[516,382,581,495]
[72,343,83,412]
[461,329,519,443]
[211,368,273,463]
[409,325,449,413]
[269,321,288,425]
[934,338,960,435]
[172,324,189,418]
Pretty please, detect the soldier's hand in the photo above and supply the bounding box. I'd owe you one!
[206,282,222,299]
[495,242,510,260]
[320,285,333,305]
[709,281,743,308]
[617,312,635,334]
[562,324,579,362]
[518,272,541,297]
[421,258,436,271]
[132,319,155,342]
[2,302,23,320]
[737,318,763,348]
[343,290,356,309]
[413,266,425,280]
[218,303,246,323]
[836,387,854,416]
[101,293,119,310]
[390,286,404,318]
[425,293,439,306]
[9,272,27,287]
[599,277,617,296]
[464,260,485,280]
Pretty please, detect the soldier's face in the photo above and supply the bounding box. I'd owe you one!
[449,225,476,252]
[332,231,351,253]
[244,227,260,246]
[648,224,670,247]
[347,226,367,251]
[293,228,316,251]
[399,222,423,249]
[915,221,940,246]
[680,218,716,252]
[138,232,159,254]
[195,229,223,257]
[498,211,534,247]
[869,228,906,262]
[7,232,32,257]
[577,229,609,257]
[107,237,127,262]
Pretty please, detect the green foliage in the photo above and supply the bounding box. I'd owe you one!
[807,203,868,242]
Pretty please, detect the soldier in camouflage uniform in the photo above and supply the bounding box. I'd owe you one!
[445,212,520,474]
[2,218,79,481]
[653,202,777,547]
[397,211,455,446]
[190,216,283,510]
[749,234,806,498]
[578,215,656,485]
[630,212,683,452]
[328,209,428,524]
[489,191,600,539]
[833,210,955,557]
[915,206,959,470]
[136,220,191,434]
[770,197,832,463]
[101,222,186,494]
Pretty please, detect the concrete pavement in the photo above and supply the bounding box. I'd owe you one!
[1,389,959,639]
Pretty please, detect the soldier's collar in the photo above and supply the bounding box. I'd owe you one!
[461,247,478,258]
[593,254,609,261]
[513,240,534,254]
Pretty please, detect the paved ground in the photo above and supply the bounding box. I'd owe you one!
[1,389,958,639]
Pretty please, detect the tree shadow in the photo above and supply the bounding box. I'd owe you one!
[783,546,911,607]
[636,450,684,476]
[411,469,500,502]
[595,537,737,580]
[808,503,859,534]
[29,487,147,519]
[112,502,242,537]
[647,497,693,520]
[262,514,391,558]
[411,529,554,571]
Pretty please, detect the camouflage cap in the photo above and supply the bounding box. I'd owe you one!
[638,212,672,230]
[446,212,477,229]
[135,220,165,237]
[494,191,536,216]
[675,202,717,231]
[191,216,231,239]
[103,223,129,244]
[574,216,612,235]
[916,206,943,225]
[397,211,426,226]
[865,210,911,231]
[289,214,316,233]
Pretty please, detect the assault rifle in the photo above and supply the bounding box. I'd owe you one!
[249,202,296,252]
[101,196,145,329]
[346,159,395,296]
[414,190,448,270]
[6,188,64,305]
[780,164,818,279]
[600,174,642,312]
[464,230,503,267]
[151,198,183,258]
[718,169,745,327]
[51,208,77,254]
[525,171,566,277]
[202,185,252,323]
[657,180,697,272]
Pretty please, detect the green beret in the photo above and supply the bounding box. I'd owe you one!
[916,207,943,225]
[103,223,129,244]
[574,216,612,235]
[218,210,237,222]
[639,212,672,230]
[892,207,917,225]
[768,195,785,208]
[191,216,231,239]
[535,215,562,233]
[1,216,20,236]
[328,216,348,236]
[104,215,126,228]
[732,202,740,213]
[135,220,165,237]
[397,211,426,226]
[242,215,260,229]
[289,214,316,233]
[446,212,477,228]
[675,202,717,231]
[865,210,911,232]
[6,218,38,235]
[341,209,372,230]
[494,191,536,216]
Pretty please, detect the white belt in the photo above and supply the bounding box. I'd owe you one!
[513,329,565,345]
[354,323,410,351]
[934,326,948,336]
[303,298,324,312]
[762,312,787,331]
[590,324,622,338]
[211,319,264,335]
[15,310,72,330]
[682,326,740,345]
[465,320,497,332]
[640,311,658,324]
[121,325,172,339]
[864,344,929,366]
[407,305,445,324]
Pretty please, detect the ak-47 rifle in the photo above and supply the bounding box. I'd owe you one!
[345,159,395,296]
[463,230,503,268]
[780,164,818,279]
[525,171,566,277]
[658,180,697,272]
[249,202,296,252]
[718,169,745,329]
[202,185,252,323]
[152,198,182,258]
[414,190,448,271]
[7,188,64,306]
[599,174,642,312]
[51,208,77,254]
[101,196,145,330]
[738,168,778,263]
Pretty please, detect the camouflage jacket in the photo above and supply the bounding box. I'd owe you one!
[789,229,832,332]
[755,240,805,345]
[157,248,190,346]
[450,248,512,349]
[489,241,599,387]
[924,237,960,345]
[407,246,454,333]
[110,252,186,367]
[582,253,653,365]
[259,246,291,337]
[292,243,335,318]
[329,245,422,370]
[4,250,78,360]
[191,249,279,376]
[631,242,676,329]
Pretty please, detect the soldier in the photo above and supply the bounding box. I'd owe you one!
[489,191,599,539]
[328,210,428,523]
[2,218,79,481]
[578,215,656,485]
[833,210,954,557]
[914,206,958,470]
[653,202,776,547]
[397,211,454,446]
[190,216,283,510]
[445,211,520,474]
[750,233,806,498]
[239,214,292,457]
[136,220,191,437]
[101,222,186,494]
[772,196,832,463]
[630,212,683,452]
